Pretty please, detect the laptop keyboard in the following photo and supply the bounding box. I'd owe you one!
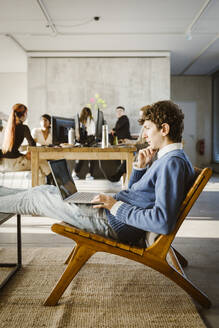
[70,192,99,203]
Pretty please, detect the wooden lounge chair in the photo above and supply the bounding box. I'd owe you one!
[44,167,212,308]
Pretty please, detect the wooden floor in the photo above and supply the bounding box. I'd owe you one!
[0,176,219,328]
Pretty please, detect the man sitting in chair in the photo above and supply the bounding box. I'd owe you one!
[0,100,195,246]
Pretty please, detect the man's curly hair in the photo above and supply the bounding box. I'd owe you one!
[140,100,184,142]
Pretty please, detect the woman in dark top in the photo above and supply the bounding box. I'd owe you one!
[1,104,35,158]
[0,104,50,184]
[73,107,96,180]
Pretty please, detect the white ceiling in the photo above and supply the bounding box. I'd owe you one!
[0,0,219,75]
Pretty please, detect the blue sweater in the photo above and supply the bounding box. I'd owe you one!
[106,149,195,244]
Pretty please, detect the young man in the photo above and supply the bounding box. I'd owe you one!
[109,106,131,143]
[0,100,195,246]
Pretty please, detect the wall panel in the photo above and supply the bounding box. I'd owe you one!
[28,56,170,133]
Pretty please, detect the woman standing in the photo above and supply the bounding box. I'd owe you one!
[0,104,50,184]
[32,114,52,146]
[73,107,95,180]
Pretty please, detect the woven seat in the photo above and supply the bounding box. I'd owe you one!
[44,167,212,308]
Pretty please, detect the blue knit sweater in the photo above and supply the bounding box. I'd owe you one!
[106,149,195,244]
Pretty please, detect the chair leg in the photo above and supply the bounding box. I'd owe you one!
[164,263,211,309]
[44,244,96,306]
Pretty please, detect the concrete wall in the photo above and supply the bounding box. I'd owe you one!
[171,76,212,167]
[28,57,170,133]
[0,73,27,112]
[0,72,27,146]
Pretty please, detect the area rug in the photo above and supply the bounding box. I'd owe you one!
[0,247,206,328]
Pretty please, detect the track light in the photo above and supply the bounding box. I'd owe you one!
[36,0,57,36]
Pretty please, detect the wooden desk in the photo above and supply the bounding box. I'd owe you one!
[28,145,137,187]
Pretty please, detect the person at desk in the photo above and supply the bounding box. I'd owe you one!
[109,106,131,144]
[31,113,57,185]
[31,114,52,146]
[0,104,50,184]
[73,107,96,181]
[108,105,150,182]
[0,100,195,247]
[0,103,35,170]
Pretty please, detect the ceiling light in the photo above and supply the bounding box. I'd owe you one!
[184,0,211,41]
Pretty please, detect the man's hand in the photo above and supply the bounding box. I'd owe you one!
[91,194,117,210]
[137,147,157,168]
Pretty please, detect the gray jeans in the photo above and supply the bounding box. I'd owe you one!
[0,185,118,240]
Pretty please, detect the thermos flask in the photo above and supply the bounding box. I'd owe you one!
[68,128,75,145]
[102,124,109,148]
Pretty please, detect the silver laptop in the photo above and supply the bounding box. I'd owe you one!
[48,159,114,204]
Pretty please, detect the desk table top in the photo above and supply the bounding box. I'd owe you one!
[28,145,137,153]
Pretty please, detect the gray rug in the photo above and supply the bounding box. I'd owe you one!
[0,247,206,328]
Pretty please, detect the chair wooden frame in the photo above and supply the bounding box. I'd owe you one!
[44,167,212,308]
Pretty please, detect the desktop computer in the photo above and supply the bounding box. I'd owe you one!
[51,116,75,145]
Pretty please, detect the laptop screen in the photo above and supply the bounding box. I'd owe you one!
[49,159,77,200]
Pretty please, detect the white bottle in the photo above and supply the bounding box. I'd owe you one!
[102,124,109,148]
[68,128,75,145]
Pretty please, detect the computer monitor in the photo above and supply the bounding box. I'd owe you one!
[95,108,105,141]
[51,116,75,145]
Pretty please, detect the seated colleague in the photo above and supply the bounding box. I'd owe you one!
[73,107,96,181]
[109,106,131,144]
[31,113,56,185]
[0,104,50,184]
[109,106,150,182]
[0,100,195,246]
[31,114,52,146]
